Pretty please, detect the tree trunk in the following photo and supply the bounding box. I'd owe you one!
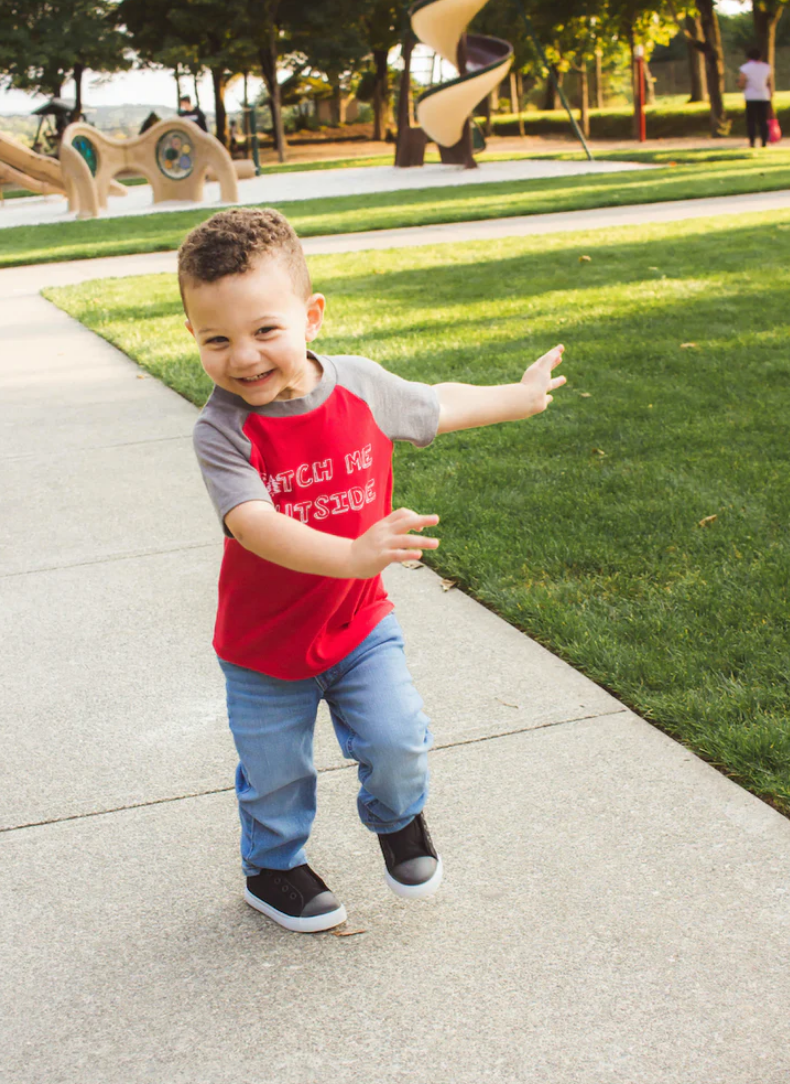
[629,33,640,139]
[372,47,389,141]
[644,61,656,105]
[258,21,286,162]
[193,72,200,104]
[695,0,729,136]
[578,64,590,137]
[211,67,227,146]
[685,14,707,101]
[71,62,84,122]
[595,49,603,109]
[542,66,562,110]
[752,2,784,75]
[510,70,524,136]
[175,68,183,108]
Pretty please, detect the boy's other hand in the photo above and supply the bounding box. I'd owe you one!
[349,508,440,579]
[521,344,566,412]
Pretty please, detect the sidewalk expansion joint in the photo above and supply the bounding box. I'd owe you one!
[1,434,193,463]
[0,540,220,579]
[1,707,625,835]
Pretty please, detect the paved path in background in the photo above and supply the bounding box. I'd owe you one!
[2,199,789,1083]
[0,155,651,230]
[3,186,790,298]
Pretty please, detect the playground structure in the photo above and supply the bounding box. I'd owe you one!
[59,118,239,219]
[397,0,513,168]
[0,130,127,201]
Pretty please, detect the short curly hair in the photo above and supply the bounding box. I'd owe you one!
[177,207,311,309]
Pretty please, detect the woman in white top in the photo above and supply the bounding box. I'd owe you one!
[738,47,773,148]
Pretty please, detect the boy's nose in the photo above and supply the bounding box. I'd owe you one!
[231,342,262,369]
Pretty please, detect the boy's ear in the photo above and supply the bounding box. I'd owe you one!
[185,319,195,339]
[305,293,326,343]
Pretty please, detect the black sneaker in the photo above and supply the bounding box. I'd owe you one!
[378,813,443,899]
[244,864,347,933]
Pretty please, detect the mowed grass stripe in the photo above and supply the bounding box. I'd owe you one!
[5,147,790,267]
[46,210,790,813]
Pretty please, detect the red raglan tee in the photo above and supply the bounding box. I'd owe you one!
[193,352,440,680]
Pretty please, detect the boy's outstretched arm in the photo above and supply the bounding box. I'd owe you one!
[225,502,439,580]
[435,344,566,435]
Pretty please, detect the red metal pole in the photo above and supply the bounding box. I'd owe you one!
[636,48,646,142]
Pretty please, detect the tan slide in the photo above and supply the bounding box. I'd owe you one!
[0,130,126,200]
[411,0,513,148]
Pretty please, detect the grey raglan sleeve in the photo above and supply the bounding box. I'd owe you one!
[193,417,272,537]
[335,354,440,447]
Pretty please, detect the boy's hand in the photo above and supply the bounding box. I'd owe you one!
[520,344,566,412]
[349,508,440,579]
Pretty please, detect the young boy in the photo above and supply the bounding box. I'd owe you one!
[181,208,565,933]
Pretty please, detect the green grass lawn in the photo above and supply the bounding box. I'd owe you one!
[45,210,790,815]
[4,146,790,268]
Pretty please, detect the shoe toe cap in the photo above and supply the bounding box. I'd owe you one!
[391,856,438,886]
[301,890,342,917]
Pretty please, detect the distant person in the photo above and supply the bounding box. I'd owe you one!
[738,47,773,148]
[139,111,160,135]
[178,95,208,133]
[229,119,241,156]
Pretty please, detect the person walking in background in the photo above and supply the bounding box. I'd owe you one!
[178,95,208,133]
[738,47,773,148]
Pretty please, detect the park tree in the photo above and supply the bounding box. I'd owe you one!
[751,0,786,73]
[358,1,402,140]
[0,0,130,120]
[117,0,202,108]
[667,0,729,135]
[287,0,369,127]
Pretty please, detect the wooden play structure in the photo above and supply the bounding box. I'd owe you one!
[59,118,239,219]
[397,0,513,168]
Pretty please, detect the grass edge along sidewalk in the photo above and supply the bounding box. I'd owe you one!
[45,209,790,817]
[5,148,790,268]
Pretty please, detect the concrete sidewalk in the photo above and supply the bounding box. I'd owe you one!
[2,217,790,1083]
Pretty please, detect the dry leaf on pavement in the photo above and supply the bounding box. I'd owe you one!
[402,560,423,570]
[496,697,520,709]
[440,579,456,591]
[331,928,367,938]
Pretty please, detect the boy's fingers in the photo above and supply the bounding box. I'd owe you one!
[391,534,439,549]
[391,508,439,529]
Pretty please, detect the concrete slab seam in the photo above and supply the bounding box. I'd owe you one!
[0,707,627,835]
[0,540,220,580]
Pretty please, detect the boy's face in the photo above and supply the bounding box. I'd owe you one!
[185,256,325,406]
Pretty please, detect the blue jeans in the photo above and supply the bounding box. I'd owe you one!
[218,613,433,875]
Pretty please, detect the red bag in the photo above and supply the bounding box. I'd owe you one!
[768,116,782,143]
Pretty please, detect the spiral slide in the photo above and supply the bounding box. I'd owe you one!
[411,0,514,149]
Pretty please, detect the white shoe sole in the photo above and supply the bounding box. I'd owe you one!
[385,855,443,900]
[244,888,347,933]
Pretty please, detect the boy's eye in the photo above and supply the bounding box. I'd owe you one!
[256,326,277,335]
[205,336,228,346]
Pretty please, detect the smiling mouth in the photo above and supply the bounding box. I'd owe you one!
[237,370,274,385]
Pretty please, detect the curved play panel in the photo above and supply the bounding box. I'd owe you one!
[0,130,128,201]
[60,118,238,219]
[411,0,513,148]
